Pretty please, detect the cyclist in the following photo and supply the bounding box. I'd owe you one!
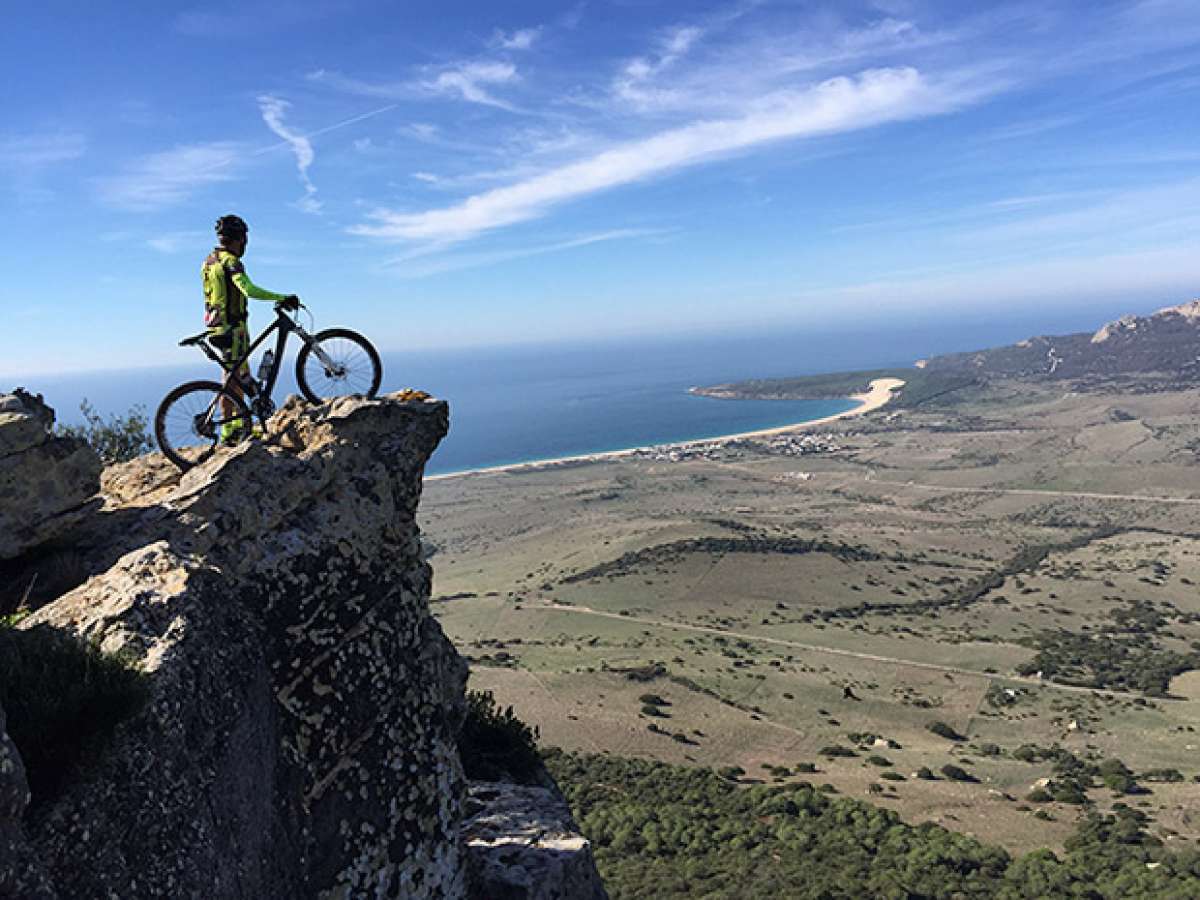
[202,214,299,442]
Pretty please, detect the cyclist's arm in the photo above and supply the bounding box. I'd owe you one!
[231,271,287,303]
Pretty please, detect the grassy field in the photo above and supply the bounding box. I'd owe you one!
[423,376,1200,854]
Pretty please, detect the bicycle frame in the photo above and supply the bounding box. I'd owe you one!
[192,308,331,421]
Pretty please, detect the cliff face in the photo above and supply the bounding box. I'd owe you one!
[9,394,465,898]
[0,391,543,899]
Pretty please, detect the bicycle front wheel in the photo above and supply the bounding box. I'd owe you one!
[155,380,251,471]
[295,328,382,403]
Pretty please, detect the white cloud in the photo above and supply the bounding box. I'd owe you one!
[94,143,240,211]
[0,132,85,169]
[309,62,520,110]
[258,94,321,214]
[493,27,541,50]
[387,228,667,278]
[307,68,408,100]
[351,67,966,244]
[952,179,1200,247]
[407,123,439,141]
[423,61,519,109]
[614,25,703,108]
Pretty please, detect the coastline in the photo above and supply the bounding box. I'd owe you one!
[425,377,905,482]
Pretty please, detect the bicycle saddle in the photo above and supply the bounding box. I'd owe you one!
[179,332,209,347]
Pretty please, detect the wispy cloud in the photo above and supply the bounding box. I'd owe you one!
[387,228,668,278]
[309,61,521,110]
[94,142,241,211]
[614,25,704,108]
[351,67,972,244]
[952,178,1200,247]
[146,230,208,254]
[422,61,519,109]
[493,27,541,51]
[0,132,85,169]
[93,100,395,212]
[257,95,321,214]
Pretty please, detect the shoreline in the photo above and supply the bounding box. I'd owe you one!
[425,377,906,482]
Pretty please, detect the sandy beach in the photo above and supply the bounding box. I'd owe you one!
[426,377,906,482]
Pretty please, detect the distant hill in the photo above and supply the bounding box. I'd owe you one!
[922,299,1200,380]
[695,298,1200,407]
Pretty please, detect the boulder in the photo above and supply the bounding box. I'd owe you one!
[464,781,608,900]
[0,390,101,561]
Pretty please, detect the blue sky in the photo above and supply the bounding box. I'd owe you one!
[2,0,1199,377]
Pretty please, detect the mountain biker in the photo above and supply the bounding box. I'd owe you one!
[203,214,299,442]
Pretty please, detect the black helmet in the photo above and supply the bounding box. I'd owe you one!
[215,214,248,240]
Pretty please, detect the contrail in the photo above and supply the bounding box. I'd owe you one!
[251,103,399,158]
[179,102,401,181]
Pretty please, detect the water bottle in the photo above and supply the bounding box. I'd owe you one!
[257,349,275,382]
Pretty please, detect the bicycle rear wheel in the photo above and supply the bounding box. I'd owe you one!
[295,328,382,403]
[155,380,251,471]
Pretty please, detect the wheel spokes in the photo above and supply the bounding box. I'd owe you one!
[161,388,246,464]
[305,338,376,397]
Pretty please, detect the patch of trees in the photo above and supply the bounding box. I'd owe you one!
[1016,631,1200,696]
[561,536,887,584]
[1017,747,1151,801]
[544,750,1200,899]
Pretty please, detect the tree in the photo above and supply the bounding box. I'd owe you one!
[58,400,152,464]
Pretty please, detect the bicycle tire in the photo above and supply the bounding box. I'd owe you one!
[155,380,252,472]
[295,327,383,403]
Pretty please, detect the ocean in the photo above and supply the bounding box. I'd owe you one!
[8,308,1136,476]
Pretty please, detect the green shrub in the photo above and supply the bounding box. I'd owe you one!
[927,721,965,741]
[457,689,541,783]
[57,400,152,464]
[818,745,858,758]
[0,623,148,813]
[866,755,892,767]
[880,771,905,782]
[940,764,976,783]
[1140,768,1184,783]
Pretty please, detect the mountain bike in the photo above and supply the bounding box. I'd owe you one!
[155,302,382,471]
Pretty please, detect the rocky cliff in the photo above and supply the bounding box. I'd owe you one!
[0,392,605,899]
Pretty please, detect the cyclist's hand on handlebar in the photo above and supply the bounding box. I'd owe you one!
[280,294,301,311]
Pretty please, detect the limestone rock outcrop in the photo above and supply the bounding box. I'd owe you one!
[0,390,100,560]
[0,391,606,899]
[5,395,464,898]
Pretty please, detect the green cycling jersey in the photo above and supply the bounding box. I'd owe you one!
[202,248,286,332]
